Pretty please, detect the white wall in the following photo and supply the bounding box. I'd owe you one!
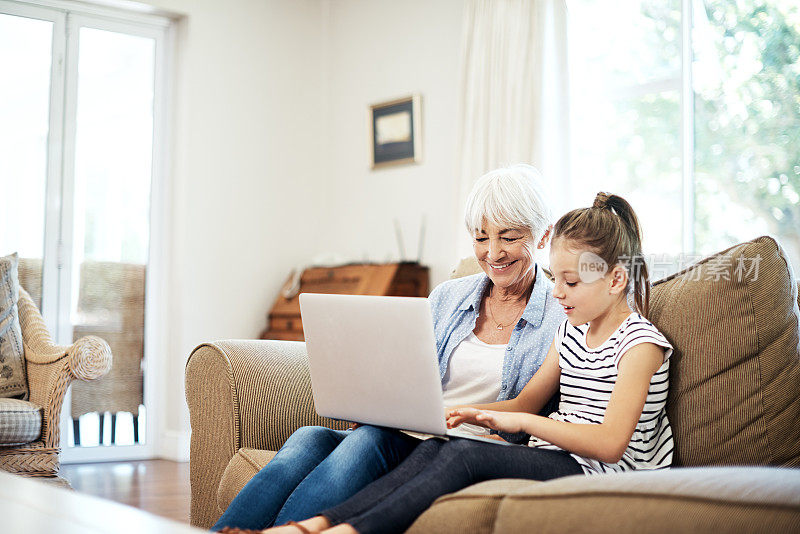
[321,0,465,287]
[138,0,465,460]
[140,0,328,460]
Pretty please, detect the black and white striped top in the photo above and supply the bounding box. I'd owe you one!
[530,313,674,474]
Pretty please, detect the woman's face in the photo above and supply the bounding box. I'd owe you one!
[473,221,536,294]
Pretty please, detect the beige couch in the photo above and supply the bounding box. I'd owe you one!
[185,236,800,532]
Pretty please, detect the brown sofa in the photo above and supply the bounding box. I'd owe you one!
[185,236,800,532]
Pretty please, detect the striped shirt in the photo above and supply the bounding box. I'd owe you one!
[530,313,674,474]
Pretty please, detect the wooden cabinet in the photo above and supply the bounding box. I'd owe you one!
[260,262,429,341]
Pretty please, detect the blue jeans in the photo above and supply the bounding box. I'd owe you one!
[323,437,584,534]
[211,425,420,531]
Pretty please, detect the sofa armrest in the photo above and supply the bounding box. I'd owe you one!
[184,339,346,528]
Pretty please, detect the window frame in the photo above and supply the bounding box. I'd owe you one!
[0,0,174,463]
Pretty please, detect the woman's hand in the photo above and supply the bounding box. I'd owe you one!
[447,407,526,434]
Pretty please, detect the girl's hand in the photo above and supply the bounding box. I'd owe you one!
[448,408,526,434]
[444,407,455,421]
[446,407,481,428]
[473,410,526,434]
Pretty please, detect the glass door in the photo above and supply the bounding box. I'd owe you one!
[63,19,157,454]
[0,5,61,319]
[0,1,170,462]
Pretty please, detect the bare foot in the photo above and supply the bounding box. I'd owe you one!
[302,517,332,531]
[322,524,359,534]
[261,524,302,534]
[262,516,332,534]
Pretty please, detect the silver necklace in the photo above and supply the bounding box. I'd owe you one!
[486,297,524,330]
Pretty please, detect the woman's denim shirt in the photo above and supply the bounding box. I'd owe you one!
[429,264,565,403]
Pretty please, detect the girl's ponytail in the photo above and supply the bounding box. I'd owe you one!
[554,192,650,317]
[597,194,649,317]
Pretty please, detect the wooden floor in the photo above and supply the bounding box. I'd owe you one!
[59,459,191,524]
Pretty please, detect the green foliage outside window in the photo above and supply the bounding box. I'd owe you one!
[692,0,800,264]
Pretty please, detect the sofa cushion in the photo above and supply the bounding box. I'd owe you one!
[497,467,800,534]
[649,236,800,467]
[217,448,277,511]
[450,256,483,279]
[0,398,42,445]
[410,467,800,533]
[408,479,538,534]
[0,253,28,399]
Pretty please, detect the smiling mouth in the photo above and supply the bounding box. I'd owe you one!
[563,305,574,312]
[488,261,516,271]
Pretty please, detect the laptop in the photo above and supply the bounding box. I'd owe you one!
[299,292,512,445]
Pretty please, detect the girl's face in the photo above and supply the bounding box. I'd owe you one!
[473,221,536,295]
[549,239,623,326]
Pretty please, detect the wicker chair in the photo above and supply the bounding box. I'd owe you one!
[69,261,145,446]
[17,258,140,446]
[0,287,112,477]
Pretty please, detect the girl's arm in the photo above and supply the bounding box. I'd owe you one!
[456,342,665,464]
[446,340,561,423]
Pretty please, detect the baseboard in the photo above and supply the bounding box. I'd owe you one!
[158,429,190,462]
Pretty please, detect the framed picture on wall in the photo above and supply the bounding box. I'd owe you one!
[369,94,422,169]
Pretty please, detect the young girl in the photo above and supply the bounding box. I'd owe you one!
[243,192,673,534]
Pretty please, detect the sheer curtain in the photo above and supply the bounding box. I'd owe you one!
[455,0,569,252]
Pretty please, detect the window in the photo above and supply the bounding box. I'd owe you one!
[0,0,171,461]
[568,0,800,275]
[0,9,53,307]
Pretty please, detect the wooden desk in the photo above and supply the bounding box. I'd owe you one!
[0,471,202,534]
[262,262,429,341]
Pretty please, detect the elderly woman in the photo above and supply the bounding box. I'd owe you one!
[212,164,564,533]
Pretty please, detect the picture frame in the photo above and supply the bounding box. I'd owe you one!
[369,94,422,169]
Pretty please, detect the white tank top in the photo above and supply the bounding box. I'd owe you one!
[443,332,507,437]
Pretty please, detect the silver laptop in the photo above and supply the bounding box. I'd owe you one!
[299,292,511,445]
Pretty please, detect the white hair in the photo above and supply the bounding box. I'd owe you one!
[464,164,553,241]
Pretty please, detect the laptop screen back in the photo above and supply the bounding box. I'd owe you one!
[299,293,447,436]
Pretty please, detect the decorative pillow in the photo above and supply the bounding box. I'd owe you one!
[649,236,800,467]
[449,256,482,279]
[0,253,28,399]
[0,398,41,444]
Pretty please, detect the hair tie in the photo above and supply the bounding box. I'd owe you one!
[593,192,611,209]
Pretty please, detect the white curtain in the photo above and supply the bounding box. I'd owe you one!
[456,0,569,251]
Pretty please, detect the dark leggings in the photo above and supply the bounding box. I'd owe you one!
[321,438,583,534]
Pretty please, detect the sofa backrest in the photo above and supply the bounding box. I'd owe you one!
[649,236,800,467]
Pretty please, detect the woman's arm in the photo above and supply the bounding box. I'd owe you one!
[446,340,561,423]
[453,342,665,463]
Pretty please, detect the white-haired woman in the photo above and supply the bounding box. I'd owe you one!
[213,164,565,534]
